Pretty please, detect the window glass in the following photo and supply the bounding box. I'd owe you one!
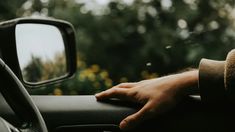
[1,0,235,95]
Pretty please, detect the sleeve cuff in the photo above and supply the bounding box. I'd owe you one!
[225,50,235,102]
[199,59,226,104]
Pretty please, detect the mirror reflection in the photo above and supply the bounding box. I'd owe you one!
[15,23,67,83]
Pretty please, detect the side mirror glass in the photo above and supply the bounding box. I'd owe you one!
[15,23,67,83]
[0,18,76,88]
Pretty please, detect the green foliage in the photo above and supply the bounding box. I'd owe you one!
[22,52,66,83]
[27,55,114,95]
[23,56,43,82]
[1,0,235,95]
[0,0,26,20]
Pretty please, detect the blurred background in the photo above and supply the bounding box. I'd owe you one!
[1,0,235,95]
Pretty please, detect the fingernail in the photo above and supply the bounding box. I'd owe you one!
[119,120,128,130]
[95,93,101,97]
[95,94,101,100]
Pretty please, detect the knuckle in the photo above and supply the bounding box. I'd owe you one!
[127,89,138,97]
[127,90,136,97]
[118,83,127,87]
[110,88,118,94]
[101,91,109,96]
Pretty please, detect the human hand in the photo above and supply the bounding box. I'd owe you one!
[95,70,198,130]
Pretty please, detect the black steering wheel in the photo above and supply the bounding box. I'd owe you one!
[0,59,47,132]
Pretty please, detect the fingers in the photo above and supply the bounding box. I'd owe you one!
[119,101,153,130]
[95,82,137,100]
[95,88,130,100]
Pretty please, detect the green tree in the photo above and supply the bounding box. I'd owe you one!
[22,52,66,82]
[2,0,235,95]
[23,56,43,82]
[0,0,26,20]
[46,0,235,81]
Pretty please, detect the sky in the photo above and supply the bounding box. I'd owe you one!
[15,23,65,69]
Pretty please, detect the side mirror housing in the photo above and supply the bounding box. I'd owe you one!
[0,18,77,88]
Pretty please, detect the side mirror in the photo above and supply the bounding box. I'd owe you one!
[0,18,77,88]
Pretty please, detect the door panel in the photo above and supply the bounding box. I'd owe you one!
[0,94,234,132]
[33,95,137,131]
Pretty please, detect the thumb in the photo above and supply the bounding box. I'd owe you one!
[119,102,153,130]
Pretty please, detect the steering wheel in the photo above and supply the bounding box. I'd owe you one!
[0,59,48,132]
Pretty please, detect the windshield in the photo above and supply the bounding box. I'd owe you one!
[1,0,235,95]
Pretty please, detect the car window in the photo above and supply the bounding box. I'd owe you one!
[1,0,235,95]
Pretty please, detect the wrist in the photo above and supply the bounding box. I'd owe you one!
[176,70,199,95]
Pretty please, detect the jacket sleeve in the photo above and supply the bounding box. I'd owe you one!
[199,49,235,104]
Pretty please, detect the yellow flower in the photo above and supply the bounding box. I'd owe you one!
[78,73,86,81]
[53,88,63,96]
[105,79,113,87]
[87,73,96,81]
[100,70,109,79]
[83,69,92,75]
[91,64,100,73]
[77,60,86,69]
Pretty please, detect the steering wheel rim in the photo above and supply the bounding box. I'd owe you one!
[0,117,11,132]
[0,59,47,132]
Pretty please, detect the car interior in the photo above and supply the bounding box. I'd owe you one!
[0,17,234,132]
[1,0,235,132]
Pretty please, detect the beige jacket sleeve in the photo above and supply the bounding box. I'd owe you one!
[199,49,235,104]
